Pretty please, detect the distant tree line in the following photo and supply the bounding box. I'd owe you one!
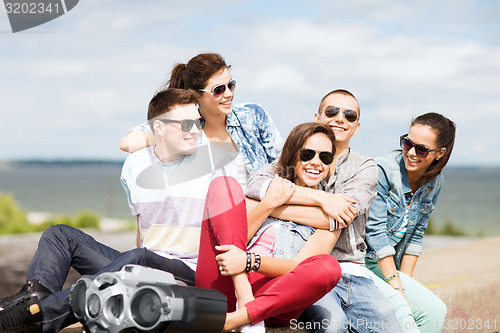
[0,191,100,234]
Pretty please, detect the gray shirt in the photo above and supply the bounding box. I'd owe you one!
[246,148,378,263]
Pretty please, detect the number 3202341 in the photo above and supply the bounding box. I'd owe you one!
[5,2,61,14]
[444,318,497,330]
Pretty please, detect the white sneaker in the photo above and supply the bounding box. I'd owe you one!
[239,320,265,333]
[235,300,265,333]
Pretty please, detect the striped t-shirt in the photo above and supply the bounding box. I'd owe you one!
[389,207,409,246]
[121,143,244,270]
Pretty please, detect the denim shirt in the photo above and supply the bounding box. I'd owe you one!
[128,103,283,174]
[365,151,444,269]
[226,103,283,173]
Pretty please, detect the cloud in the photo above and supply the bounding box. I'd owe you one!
[1,1,499,165]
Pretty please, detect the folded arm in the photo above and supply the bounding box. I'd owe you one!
[246,198,330,231]
[246,162,357,228]
[217,229,341,278]
[245,174,296,240]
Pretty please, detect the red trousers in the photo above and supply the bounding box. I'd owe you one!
[195,177,341,326]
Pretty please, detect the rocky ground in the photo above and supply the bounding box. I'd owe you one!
[0,230,136,297]
[0,230,476,298]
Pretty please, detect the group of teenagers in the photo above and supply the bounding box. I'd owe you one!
[0,53,456,333]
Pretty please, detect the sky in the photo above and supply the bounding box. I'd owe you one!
[1,0,499,166]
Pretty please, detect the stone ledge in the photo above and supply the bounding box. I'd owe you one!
[413,236,500,333]
[61,237,500,333]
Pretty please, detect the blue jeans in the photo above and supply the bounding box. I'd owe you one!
[300,273,402,333]
[26,225,195,332]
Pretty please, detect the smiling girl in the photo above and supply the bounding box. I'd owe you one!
[365,112,456,333]
[120,53,283,181]
[195,122,343,332]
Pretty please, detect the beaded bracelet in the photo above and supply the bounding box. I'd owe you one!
[245,252,252,272]
[251,253,261,272]
[384,272,400,282]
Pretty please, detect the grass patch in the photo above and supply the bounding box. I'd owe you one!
[426,218,484,237]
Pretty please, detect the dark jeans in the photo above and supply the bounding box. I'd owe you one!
[26,224,195,332]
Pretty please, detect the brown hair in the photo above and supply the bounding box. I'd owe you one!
[166,53,230,92]
[147,88,199,128]
[410,112,456,184]
[318,89,360,116]
[275,122,336,183]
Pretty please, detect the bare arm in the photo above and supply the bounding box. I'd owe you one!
[245,198,275,241]
[377,256,406,299]
[270,204,330,229]
[253,230,340,278]
[292,229,341,263]
[285,186,357,227]
[245,175,295,241]
[246,163,357,227]
[400,254,419,277]
[246,198,330,232]
[120,130,155,153]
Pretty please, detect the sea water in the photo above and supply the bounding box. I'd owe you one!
[1,162,499,236]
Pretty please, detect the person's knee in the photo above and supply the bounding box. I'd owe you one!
[41,224,73,241]
[301,304,347,333]
[118,248,150,265]
[206,176,245,219]
[310,255,341,288]
[427,296,447,321]
[209,176,240,190]
[208,176,244,202]
[316,306,347,333]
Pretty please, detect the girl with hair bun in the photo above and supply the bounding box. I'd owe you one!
[120,53,283,182]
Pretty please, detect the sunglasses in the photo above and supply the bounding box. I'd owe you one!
[400,135,441,158]
[200,80,236,98]
[323,106,359,123]
[158,117,206,132]
[299,149,334,165]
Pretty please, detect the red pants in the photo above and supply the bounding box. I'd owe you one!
[195,176,341,326]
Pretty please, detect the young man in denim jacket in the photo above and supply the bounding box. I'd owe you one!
[246,89,401,333]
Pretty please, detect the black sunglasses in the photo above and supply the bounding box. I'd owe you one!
[158,117,206,132]
[400,135,441,158]
[323,106,359,123]
[200,80,236,98]
[299,149,334,165]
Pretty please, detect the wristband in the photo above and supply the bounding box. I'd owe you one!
[384,272,400,282]
[251,253,261,272]
[329,216,340,231]
[245,252,252,272]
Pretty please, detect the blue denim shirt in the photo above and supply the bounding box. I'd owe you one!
[129,103,283,174]
[365,151,444,269]
[226,103,283,173]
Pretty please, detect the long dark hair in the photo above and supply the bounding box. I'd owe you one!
[275,122,336,183]
[410,112,456,184]
[164,53,229,92]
